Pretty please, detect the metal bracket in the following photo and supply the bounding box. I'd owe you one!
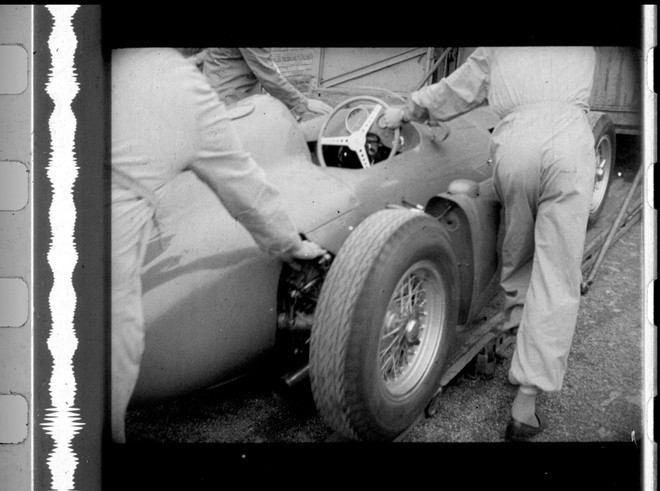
[465,327,517,379]
[465,344,496,379]
[494,329,517,359]
[425,388,443,418]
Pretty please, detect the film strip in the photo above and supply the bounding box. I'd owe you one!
[0,5,656,490]
[0,5,34,491]
[1,5,105,490]
[641,8,657,490]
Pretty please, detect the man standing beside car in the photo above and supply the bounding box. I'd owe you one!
[111,47,326,443]
[382,47,597,441]
[199,47,333,121]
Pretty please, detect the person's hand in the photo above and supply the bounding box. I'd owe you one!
[381,106,407,129]
[289,239,327,261]
[305,98,333,115]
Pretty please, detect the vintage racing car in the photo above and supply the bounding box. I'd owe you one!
[130,92,615,441]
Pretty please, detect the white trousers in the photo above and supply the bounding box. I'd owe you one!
[111,188,154,443]
[492,103,595,392]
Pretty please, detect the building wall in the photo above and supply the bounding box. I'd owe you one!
[271,47,315,93]
[454,47,641,134]
[178,47,317,95]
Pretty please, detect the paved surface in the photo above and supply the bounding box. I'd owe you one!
[125,135,645,448]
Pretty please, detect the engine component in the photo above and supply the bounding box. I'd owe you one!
[275,253,333,372]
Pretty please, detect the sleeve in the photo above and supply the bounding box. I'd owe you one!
[240,48,308,116]
[409,47,491,122]
[184,65,303,258]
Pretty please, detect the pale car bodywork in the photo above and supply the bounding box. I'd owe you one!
[131,94,498,405]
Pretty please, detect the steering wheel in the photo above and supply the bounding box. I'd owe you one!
[317,95,401,168]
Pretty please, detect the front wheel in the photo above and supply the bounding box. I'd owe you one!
[587,111,616,226]
[309,209,459,441]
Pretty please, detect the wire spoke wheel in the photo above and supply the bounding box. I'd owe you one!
[590,132,613,214]
[309,209,458,441]
[379,261,446,397]
[587,112,616,225]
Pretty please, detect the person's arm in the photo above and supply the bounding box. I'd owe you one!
[187,62,325,261]
[190,145,324,261]
[383,48,491,128]
[240,48,332,118]
[411,47,490,122]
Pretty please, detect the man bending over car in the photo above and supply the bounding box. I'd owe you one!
[200,47,332,121]
[111,48,326,443]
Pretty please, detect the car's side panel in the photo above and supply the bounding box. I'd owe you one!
[261,160,360,239]
[306,118,494,252]
[132,95,499,402]
[132,171,281,404]
[425,197,475,323]
[230,94,313,170]
[426,178,502,325]
[132,168,359,403]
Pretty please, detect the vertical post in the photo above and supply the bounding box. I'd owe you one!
[309,47,324,95]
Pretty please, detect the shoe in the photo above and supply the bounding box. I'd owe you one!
[504,409,548,442]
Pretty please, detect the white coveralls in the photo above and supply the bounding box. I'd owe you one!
[409,47,596,393]
[111,48,303,442]
[203,47,311,119]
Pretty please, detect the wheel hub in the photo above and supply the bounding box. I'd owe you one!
[378,260,448,396]
[404,319,421,345]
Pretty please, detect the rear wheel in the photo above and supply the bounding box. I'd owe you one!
[587,112,616,226]
[309,209,459,441]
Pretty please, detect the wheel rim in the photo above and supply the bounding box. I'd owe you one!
[378,260,446,397]
[590,134,612,214]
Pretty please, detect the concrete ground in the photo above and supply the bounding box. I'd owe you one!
[120,135,646,487]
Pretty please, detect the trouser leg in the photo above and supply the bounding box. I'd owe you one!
[508,125,595,392]
[493,139,540,331]
[111,199,153,442]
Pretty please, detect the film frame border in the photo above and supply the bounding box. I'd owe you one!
[0,4,655,490]
[0,5,34,491]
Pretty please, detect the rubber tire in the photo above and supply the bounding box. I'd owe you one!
[309,209,459,441]
[587,112,616,226]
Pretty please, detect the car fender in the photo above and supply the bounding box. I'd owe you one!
[425,178,502,325]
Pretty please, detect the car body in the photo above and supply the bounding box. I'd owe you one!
[131,92,491,394]
[129,93,613,440]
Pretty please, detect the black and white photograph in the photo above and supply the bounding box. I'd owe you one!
[117,45,645,445]
[0,5,655,490]
[108,33,653,489]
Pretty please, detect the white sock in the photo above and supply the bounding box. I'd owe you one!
[511,385,538,427]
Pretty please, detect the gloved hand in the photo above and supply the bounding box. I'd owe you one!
[381,106,407,129]
[289,239,327,261]
[305,98,333,115]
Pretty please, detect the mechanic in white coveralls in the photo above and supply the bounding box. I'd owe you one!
[383,47,597,441]
[111,48,326,443]
[200,48,333,121]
